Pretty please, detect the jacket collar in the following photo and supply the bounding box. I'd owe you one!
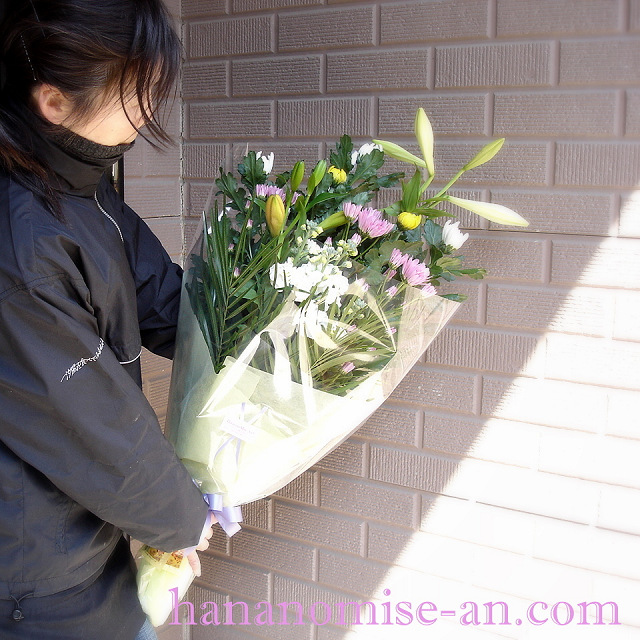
[22,108,133,197]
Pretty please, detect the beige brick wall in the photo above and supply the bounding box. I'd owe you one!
[132,0,640,637]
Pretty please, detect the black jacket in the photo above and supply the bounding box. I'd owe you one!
[0,135,209,608]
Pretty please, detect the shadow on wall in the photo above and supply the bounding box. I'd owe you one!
[166,154,640,640]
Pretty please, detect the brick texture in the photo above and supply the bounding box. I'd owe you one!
[189,102,275,138]
[494,91,617,138]
[555,142,640,188]
[182,61,228,99]
[277,98,372,137]
[379,94,488,136]
[327,49,430,93]
[188,17,272,58]
[560,38,640,85]
[278,7,375,51]
[496,0,621,36]
[232,55,322,97]
[381,0,490,44]
[435,42,553,88]
[136,2,640,636]
[633,0,640,31]
[627,90,640,136]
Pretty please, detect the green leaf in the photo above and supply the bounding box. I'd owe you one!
[352,149,384,181]
[238,151,268,188]
[329,135,354,171]
[307,191,340,209]
[436,255,462,270]
[401,169,423,212]
[375,171,404,189]
[414,207,454,219]
[422,219,443,246]
[383,202,402,216]
[440,293,467,302]
[402,225,422,243]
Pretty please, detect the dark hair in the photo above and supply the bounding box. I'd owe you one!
[0,0,181,218]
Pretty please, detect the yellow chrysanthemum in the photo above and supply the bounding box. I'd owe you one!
[328,165,347,184]
[398,211,421,230]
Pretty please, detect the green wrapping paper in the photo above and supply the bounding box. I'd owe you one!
[136,547,194,627]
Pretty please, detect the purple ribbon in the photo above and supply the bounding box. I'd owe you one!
[204,493,243,537]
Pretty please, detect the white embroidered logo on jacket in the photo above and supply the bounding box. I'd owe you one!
[60,339,105,382]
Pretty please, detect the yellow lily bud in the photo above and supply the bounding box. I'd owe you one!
[265,194,287,236]
[328,165,347,184]
[398,211,421,230]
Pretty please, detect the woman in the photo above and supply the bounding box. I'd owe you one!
[0,1,213,638]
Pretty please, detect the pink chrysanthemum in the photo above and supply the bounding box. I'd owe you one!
[401,256,431,287]
[255,184,286,199]
[350,233,362,246]
[386,285,398,298]
[343,202,362,221]
[389,248,408,268]
[341,362,355,373]
[421,283,437,297]
[357,207,395,238]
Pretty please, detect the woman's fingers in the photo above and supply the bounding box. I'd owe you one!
[187,550,201,577]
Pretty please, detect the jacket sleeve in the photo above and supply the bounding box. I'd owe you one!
[0,274,209,552]
[121,201,184,360]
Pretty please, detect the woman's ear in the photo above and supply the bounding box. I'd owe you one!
[32,84,73,125]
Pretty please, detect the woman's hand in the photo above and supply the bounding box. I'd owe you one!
[184,513,216,577]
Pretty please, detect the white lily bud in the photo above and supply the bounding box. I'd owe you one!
[447,196,529,227]
[414,108,435,177]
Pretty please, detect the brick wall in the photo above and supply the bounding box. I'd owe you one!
[136,0,640,638]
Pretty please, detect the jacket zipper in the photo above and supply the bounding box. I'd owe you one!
[94,192,141,365]
[94,194,124,243]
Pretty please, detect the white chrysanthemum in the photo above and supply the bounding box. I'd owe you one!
[271,258,349,308]
[350,142,383,166]
[256,151,274,174]
[442,220,469,250]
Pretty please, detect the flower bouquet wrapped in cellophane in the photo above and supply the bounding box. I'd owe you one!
[167,244,458,508]
[136,108,528,626]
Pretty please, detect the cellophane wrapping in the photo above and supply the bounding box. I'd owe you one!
[135,546,194,627]
[165,262,458,507]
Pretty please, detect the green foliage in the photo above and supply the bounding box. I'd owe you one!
[186,111,520,373]
[187,204,291,372]
[238,151,268,189]
[329,135,354,172]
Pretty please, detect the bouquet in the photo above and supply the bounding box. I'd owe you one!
[136,109,528,626]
